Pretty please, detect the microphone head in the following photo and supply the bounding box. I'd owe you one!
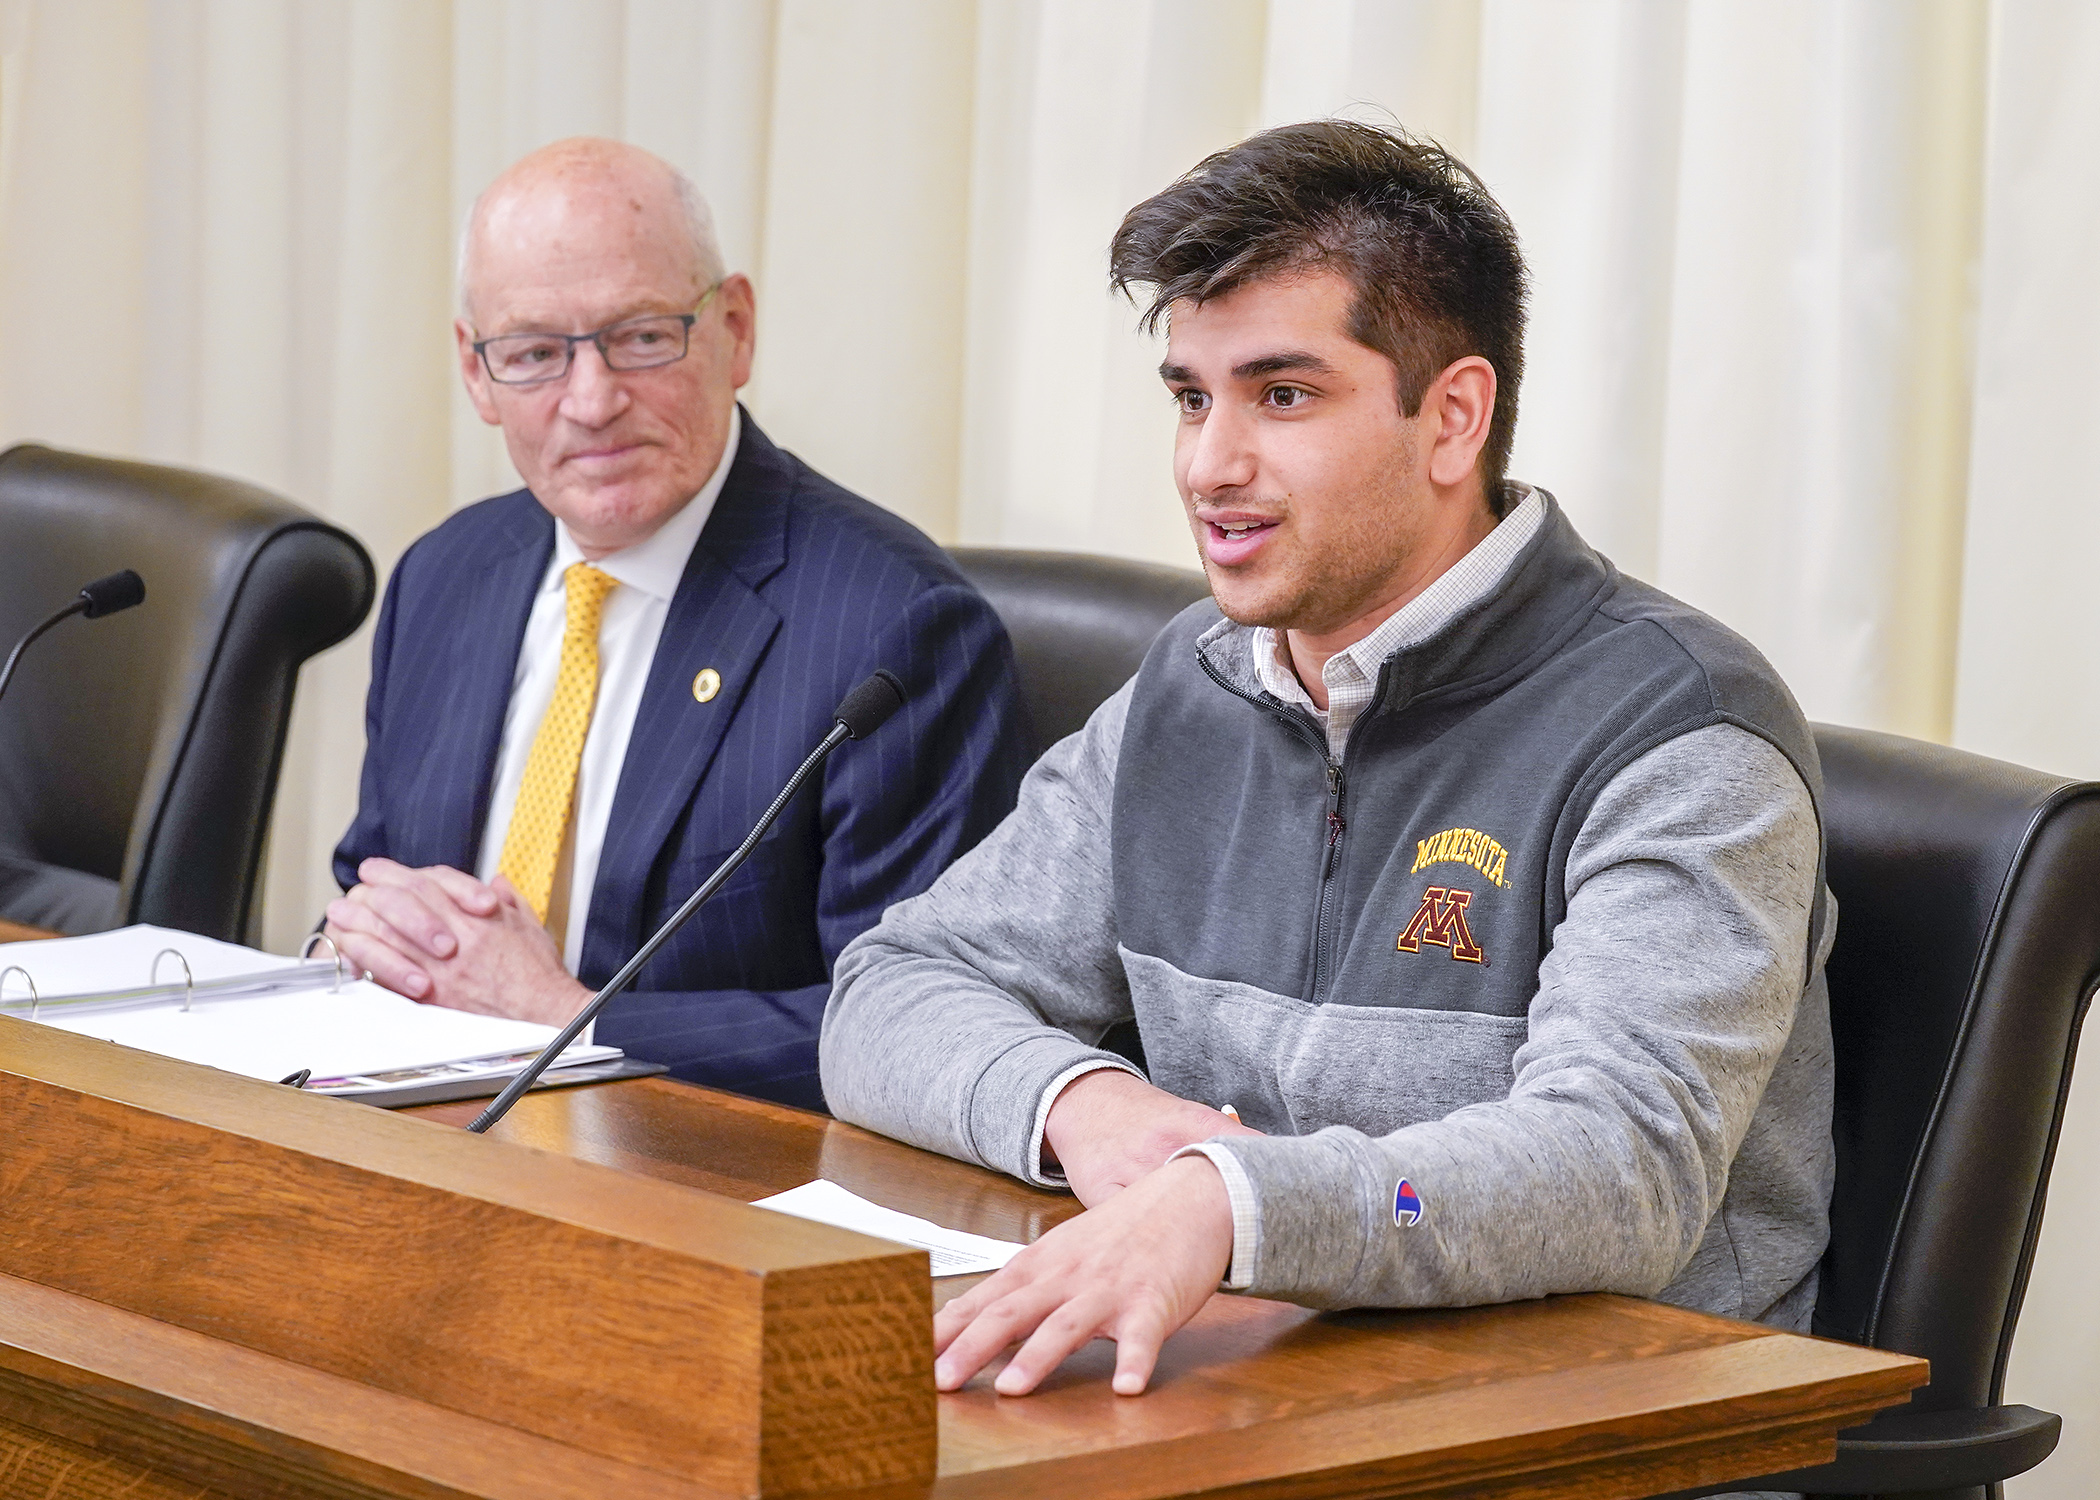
[834,669,906,740]
[78,570,145,619]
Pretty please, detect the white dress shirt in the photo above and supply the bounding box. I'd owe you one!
[475,407,742,970]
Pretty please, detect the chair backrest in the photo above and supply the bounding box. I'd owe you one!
[946,547,1214,761]
[1812,724,2100,1413]
[0,444,374,942]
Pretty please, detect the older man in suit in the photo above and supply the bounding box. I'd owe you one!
[325,138,1026,1110]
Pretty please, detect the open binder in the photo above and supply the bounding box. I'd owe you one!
[0,923,662,1105]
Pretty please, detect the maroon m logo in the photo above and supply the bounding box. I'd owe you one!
[1396,886,1485,964]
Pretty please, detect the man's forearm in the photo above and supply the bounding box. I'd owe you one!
[824,935,1139,1178]
[821,686,1139,1178]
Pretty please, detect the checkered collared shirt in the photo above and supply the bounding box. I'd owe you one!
[1251,487,1546,760]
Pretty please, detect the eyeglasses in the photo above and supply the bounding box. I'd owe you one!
[472,283,723,386]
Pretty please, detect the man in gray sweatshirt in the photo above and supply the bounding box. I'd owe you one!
[820,121,1833,1416]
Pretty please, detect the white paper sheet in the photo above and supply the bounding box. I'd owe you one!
[753,1179,1025,1277]
[0,924,612,1083]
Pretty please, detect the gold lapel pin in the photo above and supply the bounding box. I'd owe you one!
[692,667,722,703]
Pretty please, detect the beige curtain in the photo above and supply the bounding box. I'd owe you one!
[2,3,2095,1486]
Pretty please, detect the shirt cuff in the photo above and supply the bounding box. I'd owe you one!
[1171,1142,1259,1290]
[1027,1058,1140,1188]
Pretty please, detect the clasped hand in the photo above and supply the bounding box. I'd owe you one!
[324,857,591,1026]
[933,1069,1261,1397]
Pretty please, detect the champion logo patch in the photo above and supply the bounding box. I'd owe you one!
[1393,1179,1424,1227]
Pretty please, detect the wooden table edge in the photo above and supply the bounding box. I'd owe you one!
[931,1332,1926,1499]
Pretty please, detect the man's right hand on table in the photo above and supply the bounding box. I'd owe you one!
[1042,1067,1261,1206]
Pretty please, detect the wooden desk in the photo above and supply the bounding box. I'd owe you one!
[0,916,58,944]
[0,916,1926,1492]
[0,966,1923,1499]
[389,1078,1925,1500]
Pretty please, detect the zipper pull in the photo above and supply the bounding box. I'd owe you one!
[1323,763,1347,872]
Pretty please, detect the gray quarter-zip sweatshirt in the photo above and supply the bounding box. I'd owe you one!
[822,496,1834,1334]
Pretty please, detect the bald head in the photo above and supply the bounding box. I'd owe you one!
[459,138,724,323]
[453,137,756,559]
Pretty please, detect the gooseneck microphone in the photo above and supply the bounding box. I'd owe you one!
[0,570,147,705]
[467,668,908,1134]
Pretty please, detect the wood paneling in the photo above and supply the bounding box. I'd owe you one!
[0,1019,935,1496]
[0,1273,733,1500]
[0,1407,235,1500]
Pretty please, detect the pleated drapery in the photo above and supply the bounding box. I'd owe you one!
[2,5,2097,1489]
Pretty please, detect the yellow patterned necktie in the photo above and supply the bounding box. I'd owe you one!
[499,562,619,927]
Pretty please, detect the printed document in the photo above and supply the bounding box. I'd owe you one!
[754,1179,1025,1277]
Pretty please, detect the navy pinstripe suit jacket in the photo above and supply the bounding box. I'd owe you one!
[333,414,1028,1109]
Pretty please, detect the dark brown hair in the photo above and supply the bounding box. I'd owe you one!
[1109,120,1529,514]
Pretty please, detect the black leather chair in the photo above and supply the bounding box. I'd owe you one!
[1670,727,2099,1500]
[952,548,2100,1500]
[947,548,1213,760]
[0,443,374,943]
[949,547,1212,1074]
